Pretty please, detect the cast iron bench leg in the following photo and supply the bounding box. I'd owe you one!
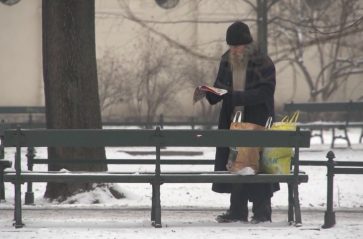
[319,128,324,144]
[13,143,24,228]
[331,127,351,148]
[14,182,24,228]
[151,182,162,228]
[287,183,294,224]
[151,183,155,224]
[293,183,302,226]
[0,168,5,201]
[331,128,336,148]
[344,128,351,147]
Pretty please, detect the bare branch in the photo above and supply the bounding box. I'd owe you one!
[244,0,257,11]
[117,2,219,61]
[269,0,363,101]
[268,0,280,10]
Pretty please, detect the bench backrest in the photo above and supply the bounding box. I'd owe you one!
[284,101,363,113]
[284,101,363,122]
[4,128,310,148]
[0,107,45,114]
[0,106,46,130]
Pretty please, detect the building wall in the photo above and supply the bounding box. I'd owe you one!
[0,0,43,106]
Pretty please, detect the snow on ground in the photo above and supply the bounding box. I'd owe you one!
[0,127,362,238]
[1,208,362,239]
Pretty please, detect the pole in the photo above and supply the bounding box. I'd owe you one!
[322,151,336,228]
[152,127,162,228]
[25,147,35,205]
[257,0,268,55]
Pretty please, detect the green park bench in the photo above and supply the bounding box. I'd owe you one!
[0,106,45,128]
[284,101,363,148]
[1,128,310,228]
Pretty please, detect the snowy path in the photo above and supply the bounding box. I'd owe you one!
[0,208,362,239]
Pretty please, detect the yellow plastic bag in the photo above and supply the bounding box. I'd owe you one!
[261,112,299,174]
[269,111,299,131]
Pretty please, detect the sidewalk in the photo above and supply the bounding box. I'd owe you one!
[1,207,362,239]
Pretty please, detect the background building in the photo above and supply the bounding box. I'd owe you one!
[1,0,362,121]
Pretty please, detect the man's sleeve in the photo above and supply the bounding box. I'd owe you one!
[206,60,226,105]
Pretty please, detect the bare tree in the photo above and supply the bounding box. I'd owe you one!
[97,50,133,116]
[269,0,363,102]
[95,0,363,118]
[111,0,363,103]
[96,39,206,124]
[97,44,222,124]
[121,34,189,125]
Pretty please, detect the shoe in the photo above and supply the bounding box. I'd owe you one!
[250,215,271,224]
[216,211,248,223]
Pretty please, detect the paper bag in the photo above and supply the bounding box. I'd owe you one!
[226,111,265,175]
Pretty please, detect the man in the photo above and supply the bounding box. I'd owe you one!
[206,21,278,223]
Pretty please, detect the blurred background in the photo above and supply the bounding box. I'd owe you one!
[1,0,362,124]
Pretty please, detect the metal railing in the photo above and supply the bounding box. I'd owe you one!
[299,152,363,228]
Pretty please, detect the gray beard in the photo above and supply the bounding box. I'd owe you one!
[229,50,249,91]
[229,52,244,71]
[228,44,252,71]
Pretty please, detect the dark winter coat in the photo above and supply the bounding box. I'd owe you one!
[206,49,279,200]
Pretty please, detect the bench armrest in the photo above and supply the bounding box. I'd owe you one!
[0,160,12,169]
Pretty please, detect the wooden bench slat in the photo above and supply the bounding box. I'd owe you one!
[297,122,363,128]
[284,102,363,112]
[0,106,45,114]
[31,158,216,165]
[160,174,308,183]
[3,171,308,184]
[4,129,311,148]
[4,172,155,183]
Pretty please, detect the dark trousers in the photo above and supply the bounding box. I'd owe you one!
[229,184,272,220]
[229,184,249,220]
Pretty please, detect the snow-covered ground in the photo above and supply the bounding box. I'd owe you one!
[1,127,362,238]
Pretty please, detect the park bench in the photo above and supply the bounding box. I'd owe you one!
[0,107,216,129]
[0,106,45,129]
[1,127,310,228]
[284,101,363,148]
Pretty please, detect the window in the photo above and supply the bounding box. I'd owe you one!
[155,0,179,9]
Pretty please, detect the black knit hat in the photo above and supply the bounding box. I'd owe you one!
[226,21,253,46]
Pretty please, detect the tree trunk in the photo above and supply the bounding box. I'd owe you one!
[42,0,107,201]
